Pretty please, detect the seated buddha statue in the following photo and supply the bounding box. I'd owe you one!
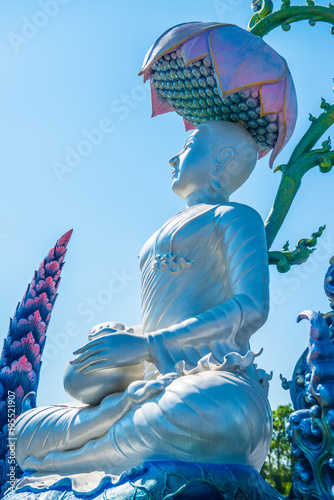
[14,120,272,482]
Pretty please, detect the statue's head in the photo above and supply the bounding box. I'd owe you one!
[169,120,258,202]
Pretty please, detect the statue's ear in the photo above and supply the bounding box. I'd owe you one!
[211,147,235,178]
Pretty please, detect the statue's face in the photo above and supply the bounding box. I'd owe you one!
[169,128,213,199]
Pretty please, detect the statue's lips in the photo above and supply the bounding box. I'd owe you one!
[172,168,179,178]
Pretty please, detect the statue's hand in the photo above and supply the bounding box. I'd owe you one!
[88,321,134,341]
[69,333,150,374]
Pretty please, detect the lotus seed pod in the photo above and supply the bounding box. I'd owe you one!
[177,58,185,68]
[230,104,240,113]
[246,97,257,108]
[238,102,248,112]
[200,65,210,76]
[184,68,192,79]
[191,78,199,88]
[199,78,207,88]
[266,122,278,133]
[267,132,278,142]
[192,68,201,79]
[248,120,257,128]
[207,76,216,87]
[230,94,241,104]
[266,114,278,123]
[177,70,185,80]
[248,109,258,119]
[257,118,267,126]
[239,89,251,99]
[203,57,212,67]
[239,112,249,121]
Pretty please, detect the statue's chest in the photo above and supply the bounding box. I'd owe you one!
[139,205,221,273]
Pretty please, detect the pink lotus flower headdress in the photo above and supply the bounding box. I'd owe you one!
[139,22,298,168]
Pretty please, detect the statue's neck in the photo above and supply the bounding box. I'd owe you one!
[186,187,229,208]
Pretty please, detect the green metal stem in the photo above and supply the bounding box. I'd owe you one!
[289,104,334,164]
[249,4,334,36]
[265,147,334,249]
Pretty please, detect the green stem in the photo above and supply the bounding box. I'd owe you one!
[265,148,334,249]
[249,4,334,36]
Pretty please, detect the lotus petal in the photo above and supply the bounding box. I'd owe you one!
[139,22,225,79]
[260,79,286,116]
[151,82,174,118]
[208,26,287,95]
[181,31,211,66]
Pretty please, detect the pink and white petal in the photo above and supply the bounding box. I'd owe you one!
[183,119,196,131]
[268,72,297,168]
[181,31,211,66]
[151,82,174,118]
[283,70,298,145]
[260,80,286,116]
[209,26,287,94]
[139,22,225,76]
[258,149,270,160]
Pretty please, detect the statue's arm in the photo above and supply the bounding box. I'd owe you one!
[147,205,270,373]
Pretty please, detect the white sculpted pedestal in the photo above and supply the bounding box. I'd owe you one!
[10,121,274,499]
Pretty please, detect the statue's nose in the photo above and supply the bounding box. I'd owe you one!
[169,155,179,167]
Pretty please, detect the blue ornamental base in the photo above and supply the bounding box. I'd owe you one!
[3,461,284,500]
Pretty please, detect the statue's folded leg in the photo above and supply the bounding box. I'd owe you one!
[21,371,272,475]
[15,373,178,469]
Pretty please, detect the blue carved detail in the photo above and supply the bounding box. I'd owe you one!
[287,310,334,499]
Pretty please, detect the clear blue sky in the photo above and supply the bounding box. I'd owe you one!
[0,0,333,410]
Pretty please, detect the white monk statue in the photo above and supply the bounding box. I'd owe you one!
[14,120,272,485]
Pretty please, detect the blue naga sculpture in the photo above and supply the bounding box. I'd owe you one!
[280,257,334,499]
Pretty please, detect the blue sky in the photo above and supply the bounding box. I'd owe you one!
[0,0,333,409]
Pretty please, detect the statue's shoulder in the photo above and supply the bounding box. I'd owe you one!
[214,202,264,226]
